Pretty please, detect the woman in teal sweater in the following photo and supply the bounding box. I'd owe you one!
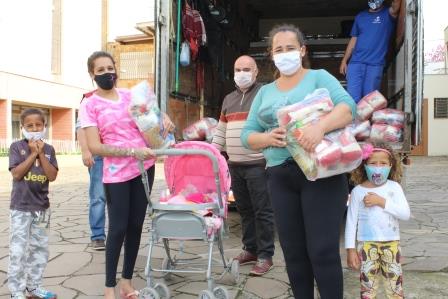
[241,24,356,299]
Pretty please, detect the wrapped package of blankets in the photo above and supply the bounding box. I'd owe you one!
[129,81,175,149]
[278,88,362,181]
[277,88,334,127]
[348,120,371,141]
[356,90,388,121]
[371,108,405,128]
[287,126,362,181]
[182,117,218,142]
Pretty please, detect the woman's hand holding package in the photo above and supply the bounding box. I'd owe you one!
[133,147,155,160]
[296,122,325,152]
[161,113,175,138]
[266,127,287,148]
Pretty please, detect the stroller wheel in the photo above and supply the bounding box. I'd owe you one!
[198,290,215,299]
[213,286,229,299]
[161,257,173,279]
[139,287,160,299]
[154,282,170,299]
[230,259,240,284]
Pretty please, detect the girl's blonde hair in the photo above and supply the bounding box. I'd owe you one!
[350,141,403,185]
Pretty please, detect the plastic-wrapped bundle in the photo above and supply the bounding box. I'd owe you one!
[286,125,362,181]
[370,123,403,143]
[356,90,388,121]
[348,120,371,141]
[182,117,218,142]
[372,108,405,128]
[277,88,333,127]
[129,81,175,149]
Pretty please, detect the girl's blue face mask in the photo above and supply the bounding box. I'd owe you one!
[364,165,391,186]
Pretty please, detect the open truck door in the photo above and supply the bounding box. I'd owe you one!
[404,0,424,152]
[154,0,424,154]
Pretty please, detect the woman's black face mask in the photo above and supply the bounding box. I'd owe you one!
[94,72,117,90]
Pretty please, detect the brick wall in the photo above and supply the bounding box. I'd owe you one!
[168,97,200,141]
[51,108,73,140]
[0,99,7,139]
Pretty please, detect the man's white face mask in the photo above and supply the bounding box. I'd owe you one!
[234,71,255,89]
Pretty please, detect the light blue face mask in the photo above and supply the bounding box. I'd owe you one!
[368,0,384,10]
[364,165,391,186]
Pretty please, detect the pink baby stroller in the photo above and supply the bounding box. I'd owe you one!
[138,141,240,299]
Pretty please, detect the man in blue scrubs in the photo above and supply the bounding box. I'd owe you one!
[340,0,402,103]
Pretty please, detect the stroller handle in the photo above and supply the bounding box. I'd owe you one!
[152,149,220,173]
[150,148,225,215]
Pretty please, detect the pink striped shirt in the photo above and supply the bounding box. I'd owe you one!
[79,88,154,183]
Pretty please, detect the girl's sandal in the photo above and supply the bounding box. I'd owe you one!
[120,290,140,299]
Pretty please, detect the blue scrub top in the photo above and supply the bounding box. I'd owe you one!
[350,6,396,66]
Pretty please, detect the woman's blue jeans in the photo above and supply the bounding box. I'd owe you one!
[88,156,106,241]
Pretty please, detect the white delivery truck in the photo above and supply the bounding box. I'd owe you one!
[153,0,423,156]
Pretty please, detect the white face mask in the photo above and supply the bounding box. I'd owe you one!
[273,50,302,76]
[234,71,254,89]
[22,127,46,141]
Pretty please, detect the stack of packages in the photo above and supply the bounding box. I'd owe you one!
[182,117,218,142]
[129,81,175,149]
[278,88,362,181]
[352,90,405,145]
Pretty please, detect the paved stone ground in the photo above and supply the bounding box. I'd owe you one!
[0,155,447,299]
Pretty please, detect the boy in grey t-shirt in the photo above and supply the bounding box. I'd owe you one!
[8,108,58,299]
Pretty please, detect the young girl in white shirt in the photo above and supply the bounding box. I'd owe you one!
[345,142,410,299]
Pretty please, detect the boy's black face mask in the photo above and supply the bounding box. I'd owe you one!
[94,72,117,90]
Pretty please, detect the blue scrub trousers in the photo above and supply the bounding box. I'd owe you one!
[346,63,384,103]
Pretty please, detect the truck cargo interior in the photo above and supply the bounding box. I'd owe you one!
[154,0,422,152]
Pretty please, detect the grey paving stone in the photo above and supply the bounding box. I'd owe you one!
[45,252,91,277]
[1,156,448,298]
[244,277,289,298]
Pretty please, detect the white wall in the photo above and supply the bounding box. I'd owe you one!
[0,1,53,80]
[108,0,155,40]
[0,0,102,89]
[424,74,448,156]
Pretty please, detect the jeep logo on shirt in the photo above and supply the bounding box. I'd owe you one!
[24,172,48,183]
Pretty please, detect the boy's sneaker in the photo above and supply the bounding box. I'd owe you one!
[10,292,26,299]
[26,287,57,299]
[91,239,106,251]
[250,258,274,276]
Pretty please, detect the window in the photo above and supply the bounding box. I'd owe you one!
[434,98,448,119]
[119,51,153,80]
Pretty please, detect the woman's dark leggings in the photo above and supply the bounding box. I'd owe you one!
[266,160,348,299]
[103,166,155,287]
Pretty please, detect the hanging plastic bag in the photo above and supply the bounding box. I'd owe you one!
[180,41,191,67]
[129,81,175,149]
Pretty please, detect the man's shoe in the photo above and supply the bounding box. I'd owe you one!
[91,239,106,251]
[250,258,273,276]
[233,250,257,265]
